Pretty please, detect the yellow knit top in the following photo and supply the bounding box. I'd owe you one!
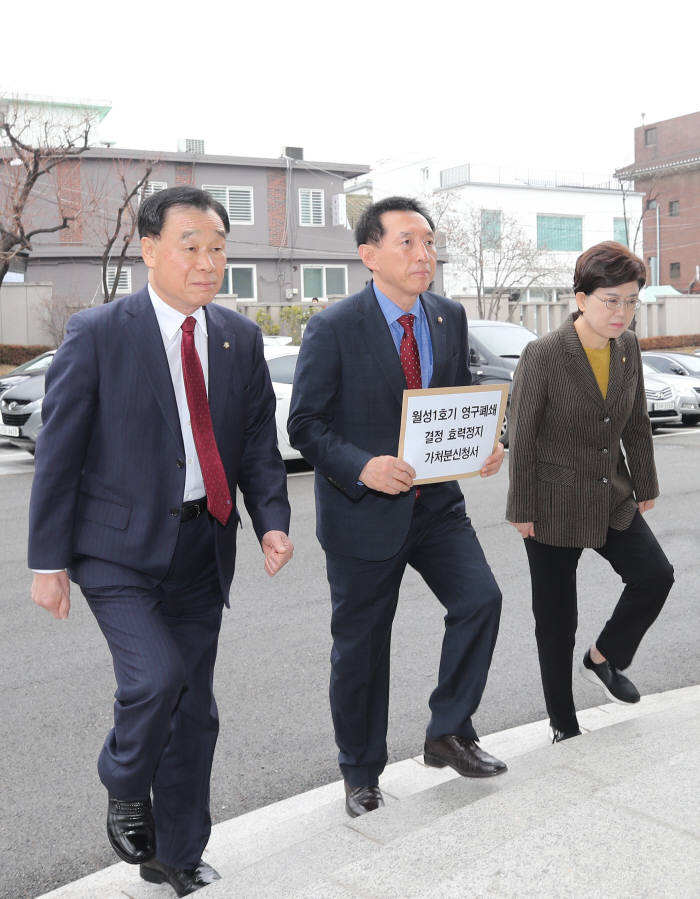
[584,344,611,399]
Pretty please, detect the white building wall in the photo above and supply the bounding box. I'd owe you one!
[350,157,644,305]
[439,182,644,298]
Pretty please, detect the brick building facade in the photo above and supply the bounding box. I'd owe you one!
[616,111,700,289]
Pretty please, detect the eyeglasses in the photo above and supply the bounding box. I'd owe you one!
[591,293,641,312]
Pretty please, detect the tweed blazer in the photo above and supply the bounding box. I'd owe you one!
[505,313,659,548]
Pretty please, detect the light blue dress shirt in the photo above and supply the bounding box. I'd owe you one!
[372,284,433,388]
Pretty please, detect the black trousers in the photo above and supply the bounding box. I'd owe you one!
[524,511,674,733]
[325,496,502,787]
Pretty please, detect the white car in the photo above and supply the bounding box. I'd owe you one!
[264,344,301,461]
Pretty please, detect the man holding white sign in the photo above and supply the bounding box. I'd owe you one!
[288,197,507,817]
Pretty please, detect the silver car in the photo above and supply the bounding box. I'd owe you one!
[0,350,55,397]
[642,365,682,428]
[642,357,700,425]
[0,374,46,454]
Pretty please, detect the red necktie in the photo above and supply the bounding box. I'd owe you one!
[398,314,422,389]
[180,316,232,526]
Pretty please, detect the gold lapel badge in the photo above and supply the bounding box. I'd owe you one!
[223,341,230,349]
[437,316,444,324]
[622,356,626,363]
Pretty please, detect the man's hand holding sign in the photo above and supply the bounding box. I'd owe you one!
[398,384,509,486]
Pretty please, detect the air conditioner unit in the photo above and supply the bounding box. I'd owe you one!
[332,194,347,227]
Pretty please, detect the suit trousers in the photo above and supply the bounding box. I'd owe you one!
[524,511,674,733]
[325,495,502,787]
[82,512,224,869]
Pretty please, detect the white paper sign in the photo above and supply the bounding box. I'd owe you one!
[398,384,509,485]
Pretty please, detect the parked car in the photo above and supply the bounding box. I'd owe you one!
[467,320,538,446]
[264,344,301,461]
[642,363,700,425]
[642,350,700,379]
[642,365,682,428]
[0,374,46,453]
[0,350,55,397]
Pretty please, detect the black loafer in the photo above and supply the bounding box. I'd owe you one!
[140,858,221,896]
[551,726,582,743]
[344,782,384,818]
[580,650,640,704]
[424,735,507,777]
[106,795,155,864]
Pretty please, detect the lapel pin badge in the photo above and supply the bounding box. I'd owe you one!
[622,355,626,363]
[223,341,230,349]
[437,316,444,324]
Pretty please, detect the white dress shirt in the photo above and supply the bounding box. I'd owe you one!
[148,284,208,502]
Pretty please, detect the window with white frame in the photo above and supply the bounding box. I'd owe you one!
[301,265,347,300]
[106,265,132,294]
[141,180,168,199]
[202,184,254,225]
[299,188,325,226]
[218,264,256,300]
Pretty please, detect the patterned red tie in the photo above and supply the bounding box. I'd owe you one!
[180,316,232,526]
[398,313,422,389]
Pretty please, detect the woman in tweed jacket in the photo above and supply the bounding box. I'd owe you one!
[506,242,674,742]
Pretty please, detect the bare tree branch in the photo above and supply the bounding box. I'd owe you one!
[85,159,156,302]
[429,193,564,319]
[0,99,94,286]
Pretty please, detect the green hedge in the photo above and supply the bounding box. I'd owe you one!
[639,334,700,350]
[0,344,54,366]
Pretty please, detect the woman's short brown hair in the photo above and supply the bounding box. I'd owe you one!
[573,241,646,295]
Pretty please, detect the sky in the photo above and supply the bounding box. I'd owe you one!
[3,0,698,179]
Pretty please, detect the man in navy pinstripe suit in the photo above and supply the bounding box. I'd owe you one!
[28,187,292,896]
[288,197,506,819]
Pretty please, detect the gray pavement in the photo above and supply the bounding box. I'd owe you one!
[38,685,700,898]
[3,429,699,896]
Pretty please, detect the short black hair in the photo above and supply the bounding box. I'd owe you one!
[355,196,435,246]
[573,241,646,294]
[138,186,230,239]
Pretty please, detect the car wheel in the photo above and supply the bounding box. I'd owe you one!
[681,414,700,426]
[499,406,509,447]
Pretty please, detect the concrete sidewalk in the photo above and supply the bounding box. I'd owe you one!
[39,685,700,898]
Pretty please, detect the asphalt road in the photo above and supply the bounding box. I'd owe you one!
[2,430,699,897]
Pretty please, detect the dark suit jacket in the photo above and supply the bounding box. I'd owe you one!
[28,286,290,601]
[287,283,472,561]
[506,312,658,548]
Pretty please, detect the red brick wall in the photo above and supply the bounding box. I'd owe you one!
[175,164,194,186]
[636,168,700,288]
[634,111,700,165]
[633,111,700,287]
[267,170,287,247]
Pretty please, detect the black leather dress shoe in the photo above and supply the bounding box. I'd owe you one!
[106,796,155,864]
[551,726,581,743]
[140,858,221,896]
[344,782,385,818]
[424,735,507,777]
[580,649,640,704]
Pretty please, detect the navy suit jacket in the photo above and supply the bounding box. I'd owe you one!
[287,283,472,561]
[28,286,290,601]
